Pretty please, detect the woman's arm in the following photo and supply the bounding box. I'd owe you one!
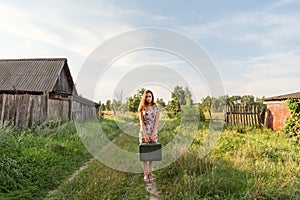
[139,111,147,137]
[151,109,160,139]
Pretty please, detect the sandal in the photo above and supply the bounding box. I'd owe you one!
[144,172,150,183]
[148,172,154,183]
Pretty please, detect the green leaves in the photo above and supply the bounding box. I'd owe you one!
[282,98,300,140]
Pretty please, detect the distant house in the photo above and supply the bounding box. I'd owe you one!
[0,58,99,127]
[264,92,300,130]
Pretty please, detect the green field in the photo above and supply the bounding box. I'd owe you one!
[1,115,299,199]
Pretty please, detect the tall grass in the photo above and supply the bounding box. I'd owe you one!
[44,115,300,199]
[156,126,300,199]
[4,114,299,199]
[0,121,92,200]
[46,117,149,200]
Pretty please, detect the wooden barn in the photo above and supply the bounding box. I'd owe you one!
[0,58,99,127]
[264,92,300,130]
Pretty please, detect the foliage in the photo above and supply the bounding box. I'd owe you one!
[126,88,145,112]
[282,98,300,140]
[172,85,186,105]
[156,127,300,199]
[105,100,111,111]
[156,98,166,108]
[165,96,181,118]
[100,103,106,111]
[201,96,213,118]
[0,121,92,199]
[184,86,193,106]
[165,85,194,118]
[169,85,193,106]
[10,115,298,199]
[46,160,147,200]
[111,99,123,113]
[198,103,206,122]
[46,119,147,200]
[200,95,266,119]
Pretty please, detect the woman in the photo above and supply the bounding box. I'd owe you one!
[138,89,160,183]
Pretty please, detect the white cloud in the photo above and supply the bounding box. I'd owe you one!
[235,13,300,49]
[241,51,300,79]
[180,9,300,50]
[2,0,299,100]
[223,51,300,97]
[268,0,297,9]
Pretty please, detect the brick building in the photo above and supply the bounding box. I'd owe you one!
[264,92,300,130]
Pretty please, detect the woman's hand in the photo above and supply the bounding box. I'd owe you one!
[149,133,156,143]
[142,134,149,143]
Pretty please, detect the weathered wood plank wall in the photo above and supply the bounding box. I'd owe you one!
[0,94,98,127]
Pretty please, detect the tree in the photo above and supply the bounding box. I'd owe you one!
[201,96,212,118]
[172,85,186,105]
[111,99,123,115]
[215,95,228,112]
[241,95,255,105]
[106,100,111,111]
[184,86,193,106]
[228,95,242,105]
[156,98,166,108]
[101,103,106,111]
[198,103,206,121]
[126,88,146,112]
[166,97,181,118]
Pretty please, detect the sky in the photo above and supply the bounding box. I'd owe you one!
[1,0,300,103]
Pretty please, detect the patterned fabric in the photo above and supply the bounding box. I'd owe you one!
[139,105,160,143]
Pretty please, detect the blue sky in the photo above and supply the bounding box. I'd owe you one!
[1,0,300,102]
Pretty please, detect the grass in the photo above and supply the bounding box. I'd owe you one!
[1,114,300,199]
[155,126,300,199]
[45,117,149,200]
[0,121,92,200]
[45,160,147,200]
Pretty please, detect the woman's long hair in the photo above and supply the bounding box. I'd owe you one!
[138,90,155,113]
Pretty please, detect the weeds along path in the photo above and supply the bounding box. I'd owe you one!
[47,157,96,196]
[47,132,124,196]
[46,130,157,199]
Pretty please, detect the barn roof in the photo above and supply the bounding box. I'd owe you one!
[264,91,300,102]
[0,58,74,93]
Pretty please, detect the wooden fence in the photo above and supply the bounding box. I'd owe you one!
[0,93,98,127]
[225,105,267,127]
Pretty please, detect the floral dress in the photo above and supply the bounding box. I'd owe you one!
[139,105,160,143]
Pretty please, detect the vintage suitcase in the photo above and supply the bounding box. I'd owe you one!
[139,143,162,161]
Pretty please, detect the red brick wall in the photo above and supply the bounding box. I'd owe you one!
[266,102,290,130]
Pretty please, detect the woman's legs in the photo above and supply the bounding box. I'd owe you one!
[142,161,148,172]
[148,161,153,173]
[142,161,149,182]
[142,161,154,182]
[148,161,154,182]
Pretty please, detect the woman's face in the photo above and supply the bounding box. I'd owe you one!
[145,92,152,104]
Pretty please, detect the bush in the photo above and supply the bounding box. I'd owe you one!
[282,98,300,142]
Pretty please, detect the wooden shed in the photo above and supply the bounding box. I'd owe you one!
[0,58,99,127]
[264,92,300,130]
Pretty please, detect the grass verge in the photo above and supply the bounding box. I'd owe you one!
[0,121,92,200]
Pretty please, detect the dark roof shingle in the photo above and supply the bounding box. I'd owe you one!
[264,92,300,101]
[0,58,74,93]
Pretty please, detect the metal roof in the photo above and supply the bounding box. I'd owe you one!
[264,92,300,101]
[73,95,100,107]
[0,58,74,93]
